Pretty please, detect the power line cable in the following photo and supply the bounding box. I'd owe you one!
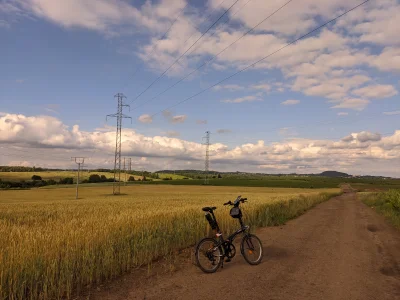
[185,0,254,57]
[120,3,189,90]
[148,0,370,118]
[128,0,242,104]
[131,0,293,111]
[120,0,230,94]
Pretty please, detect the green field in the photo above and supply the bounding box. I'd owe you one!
[0,185,340,299]
[130,177,400,190]
[2,171,399,191]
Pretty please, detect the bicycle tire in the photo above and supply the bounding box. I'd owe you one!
[241,234,263,265]
[195,237,223,273]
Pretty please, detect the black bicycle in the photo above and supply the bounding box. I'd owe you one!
[195,196,263,273]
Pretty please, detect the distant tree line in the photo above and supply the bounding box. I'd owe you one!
[80,174,115,184]
[0,166,65,172]
[0,174,117,190]
[0,176,73,189]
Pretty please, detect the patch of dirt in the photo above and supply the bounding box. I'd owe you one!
[367,224,379,232]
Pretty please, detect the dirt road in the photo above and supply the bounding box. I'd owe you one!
[93,193,400,300]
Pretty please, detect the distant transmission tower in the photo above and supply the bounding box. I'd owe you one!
[127,157,132,185]
[203,131,211,185]
[123,157,132,185]
[123,157,126,185]
[71,157,86,199]
[106,93,131,195]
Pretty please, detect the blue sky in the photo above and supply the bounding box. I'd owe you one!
[0,0,399,176]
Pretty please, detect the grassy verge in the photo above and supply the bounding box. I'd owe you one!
[0,186,340,299]
[359,190,400,229]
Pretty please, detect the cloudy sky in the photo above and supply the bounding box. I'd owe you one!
[0,0,399,176]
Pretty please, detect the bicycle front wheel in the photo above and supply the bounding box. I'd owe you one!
[195,237,223,273]
[241,234,263,265]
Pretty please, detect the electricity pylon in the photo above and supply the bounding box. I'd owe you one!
[106,93,131,195]
[71,157,86,199]
[203,131,210,185]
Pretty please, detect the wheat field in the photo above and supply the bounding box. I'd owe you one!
[0,185,340,299]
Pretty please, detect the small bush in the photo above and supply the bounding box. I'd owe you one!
[88,174,101,183]
[31,175,42,181]
[47,179,57,185]
[59,178,74,185]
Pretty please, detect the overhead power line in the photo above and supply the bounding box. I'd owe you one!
[120,3,189,90]
[131,0,262,111]
[148,0,370,118]
[128,0,242,104]
[185,0,254,58]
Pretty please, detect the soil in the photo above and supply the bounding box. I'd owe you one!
[88,193,400,300]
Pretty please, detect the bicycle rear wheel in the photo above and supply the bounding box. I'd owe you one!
[195,237,223,273]
[241,234,263,265]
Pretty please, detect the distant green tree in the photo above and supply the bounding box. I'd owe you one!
[88,174,101,183]
[128,176,135,181]
[59,177,73,185]
[100,175,107,181]
[218,174,222,179]
[31,175,42,181]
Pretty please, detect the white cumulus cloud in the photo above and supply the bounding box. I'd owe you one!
[352,85,398,99]
[1,113,400,176]
[222,95,262,104]
[138,114,153,124]
[281,99,300,106]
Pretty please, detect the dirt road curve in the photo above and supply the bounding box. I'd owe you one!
[93,193,400,300]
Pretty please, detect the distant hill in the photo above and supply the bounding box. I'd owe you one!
[319,171,351,178]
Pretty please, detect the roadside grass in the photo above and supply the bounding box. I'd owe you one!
[0,185,340,299]
[359,190,400,229]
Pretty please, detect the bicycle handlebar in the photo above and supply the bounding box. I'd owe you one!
[224,197,248,206]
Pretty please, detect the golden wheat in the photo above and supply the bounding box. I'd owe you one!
[0,185,340,299]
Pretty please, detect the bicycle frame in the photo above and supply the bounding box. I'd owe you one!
[208,210,250,252]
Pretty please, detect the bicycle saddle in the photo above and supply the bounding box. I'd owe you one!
[202,206,217,212]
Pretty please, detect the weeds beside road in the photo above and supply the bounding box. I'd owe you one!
[359,190,400,229]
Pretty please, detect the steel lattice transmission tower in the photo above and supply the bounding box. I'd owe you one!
[203,131,211,185]
[71,157,86,199]
[106,93,131,195]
